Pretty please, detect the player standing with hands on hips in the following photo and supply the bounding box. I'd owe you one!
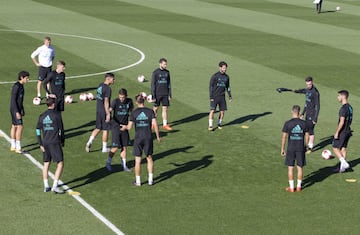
[208,61,232,131]
[31,36,55,99]
[36,97,65,194]
[151,58,173,131]
[333,90,352,173]
[126,94,161,186]
[281,105,309,192]
[294,76,320,153]
[10,71,30,153]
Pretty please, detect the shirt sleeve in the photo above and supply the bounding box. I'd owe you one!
[226,76,232,98]
[31,46,41,58]
[10,84,20,113]
[36,116,43,146]
[209,75,215,99]
[168,71,172,98]
[151,70,157,98]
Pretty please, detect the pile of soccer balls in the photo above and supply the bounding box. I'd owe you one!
[79,92,94,102]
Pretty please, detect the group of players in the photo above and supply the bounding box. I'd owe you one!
[281,76,353,192]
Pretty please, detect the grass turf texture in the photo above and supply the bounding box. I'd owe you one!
[1,0,360,234]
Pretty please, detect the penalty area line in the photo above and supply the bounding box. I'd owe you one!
[0,129,125,235]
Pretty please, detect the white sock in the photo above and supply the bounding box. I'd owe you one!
[209,119,213,127]
[87,136,95,145]
[148,173,153,183]
[43,179,49,188]
[297,180,302,188]
[37,93,41,97]
[163,120,167,126]
[289,180,294,189]
[15,141,21,150]
[102,142,108,150]
[135,176,141,185]
[340,157,346,164]
[10,139,16,148]
[308,143,314,149]
[52,180,59,189]
[122,158,127,167]
[218,119,222,125]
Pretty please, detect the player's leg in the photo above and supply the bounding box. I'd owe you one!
[134,156,142,186]
[161,97,172,130]
[296,166,303,191]
[52,161,64,193]
[285,151,295,192]
[217,97,227,129]
[218,111,225,129]
[42,160,51,192]
[332,136,349,172]
[102,130,109,152]
[37,80,42,98]
[147,156,154,185]
[86,128,100,152]
[51,144,65,193]
[10,124,16,151]
[120,130,131,171]
[208,99,216,130]
[15,124,23,152]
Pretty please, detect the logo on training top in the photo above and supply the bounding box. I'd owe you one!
[216,76,227,87]
[43,115,54,131]
[55,74,64,86]
[290,124,303,140]
[136,112,148,121]
[97,86,103,100]
[157,72,169,84]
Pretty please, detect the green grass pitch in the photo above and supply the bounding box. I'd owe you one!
[1,0,360,234]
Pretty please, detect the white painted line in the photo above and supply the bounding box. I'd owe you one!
[0,29,145,84]
[0,129,125,235]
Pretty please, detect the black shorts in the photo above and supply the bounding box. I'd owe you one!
[285,150,306,167]
[95,112,110,130]
[10,111,23,125]
[43,143,63,163]
[333,132,352,149]
[133,138,153,157]
[56,98,64,112]
[38,66,52,81]
[111,125,130,149]
[154,95,170,107]
[306,120,315,135]
[210,96,227,111]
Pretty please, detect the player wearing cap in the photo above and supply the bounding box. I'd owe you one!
[294,76,320,153]
[106,88,133,172]
[42,60,66,111]
[10,71,30,153]
[151,58,172,131]
[36,97,65,193]
[31,36,55,98]
[333,90,352,173]
[208,61,232,131]
[86,73,115,153]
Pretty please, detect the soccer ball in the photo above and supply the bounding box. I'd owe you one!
[137,75,145,82]
[87,92,94,101]
[33,97,41,105]
[321,149,332,160]
[336,6,341,11]
[140,92,147,99]
[147,94,153,103]
[65,95,73,104]
[79,93,87,101]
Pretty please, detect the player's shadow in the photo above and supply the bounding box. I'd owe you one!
[22,142,40,152]
[312,135,333,152]
[320,10,336,14]
[65,87,97,96]
[224,112,272,126]
[171,112,209,127]
[153,155,213,184]
[63,167,114,190]
[64,120,96,139]
[302,157,360,190]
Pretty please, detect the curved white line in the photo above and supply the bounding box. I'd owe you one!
[0,29,145,84]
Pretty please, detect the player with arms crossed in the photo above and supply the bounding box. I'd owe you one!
[208,61,232,131]
[333,90,353,173]
[86,73,115,153]
[31,36,55,99]
[10,71,30,153]
[106,88,133,172]
[126,94,161,186]
[36,97,65,194]
[151,58,173,131]
[43,60,66,111]
[294,76,320,153]
[281,105,309,192]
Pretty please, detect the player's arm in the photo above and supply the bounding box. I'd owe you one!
[104,97,110,123]
[334,116,345,139]
[30,48,40,66]
[152,118,161,142]
[151,71,157,99]
[281,132,287,156]
[58,115,65,146]
[11,85,21,118]
[293,88,306,94]
[168,73,172,99]
[313,92,320,123]
[226,77,232,101]
[36,118,44,152]
[125,121,133,131]
[209,75,215,100]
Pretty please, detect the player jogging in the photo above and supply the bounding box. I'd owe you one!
[208,61,232,131]
[281,105,309,192]
[31,36,55,98]
[333,90,352,173]
[126,94,161,186]
[106,88,133,172]
[36,97,65,194]
[151,58,173,131]
[86,73,115,153]
[42,60,66,111]
[10,71,30,153]
[294,76,320,153]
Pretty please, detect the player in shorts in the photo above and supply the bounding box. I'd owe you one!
[36,98,65,194]
[106,88,133,172]
[294,76,320,153]
[10,71,30,153]
[85,73,115,153]
[333,90,353,173]
[151,58,173,131]
[281,105,309,192]
[31,36,55,98]
[208,61,232,131]
[126,94,161,186]
[43,60,66,111]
